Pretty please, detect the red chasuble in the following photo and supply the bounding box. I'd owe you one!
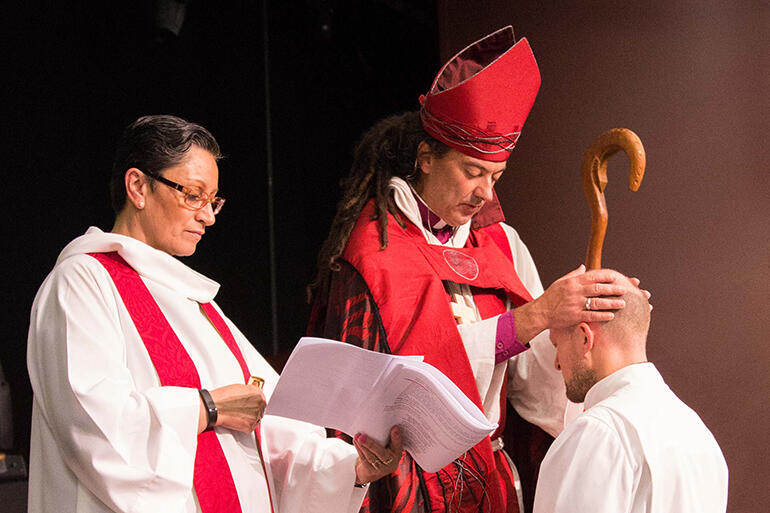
[89,251,273,513]
[341,200,533,513]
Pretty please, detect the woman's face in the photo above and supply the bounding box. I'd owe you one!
[140,145,219,256]
[414,146,505,227]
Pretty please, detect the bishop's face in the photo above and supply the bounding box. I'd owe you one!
[414,148,505,227]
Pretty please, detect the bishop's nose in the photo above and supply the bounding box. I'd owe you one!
[476,180,494,203]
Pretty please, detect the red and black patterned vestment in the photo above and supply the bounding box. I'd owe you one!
[308,201,554,513]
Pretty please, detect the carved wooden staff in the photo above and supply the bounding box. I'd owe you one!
[582,128,646,269]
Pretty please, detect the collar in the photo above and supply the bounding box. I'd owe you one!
[56,226,220,302]
[584,362,660,410]
[410,186,455,243]
[389,177,471,247]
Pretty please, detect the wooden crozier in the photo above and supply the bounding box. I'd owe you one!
[582,128,646,269]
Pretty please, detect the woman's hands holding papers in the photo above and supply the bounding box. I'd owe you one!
[353,426,403,485]
[198,384,267,434]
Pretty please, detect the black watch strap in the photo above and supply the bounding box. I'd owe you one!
[198,389,218,431]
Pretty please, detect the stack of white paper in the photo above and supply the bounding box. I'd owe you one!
[265,337,497,472]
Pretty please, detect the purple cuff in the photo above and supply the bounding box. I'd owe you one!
[495,310,528,364]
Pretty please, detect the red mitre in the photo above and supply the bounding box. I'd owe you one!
[419,26,541,163]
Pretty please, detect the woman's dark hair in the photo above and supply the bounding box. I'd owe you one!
[109,115,222,213]
[307,111,449,301]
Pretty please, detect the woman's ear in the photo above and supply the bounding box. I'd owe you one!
[124,168,148,209]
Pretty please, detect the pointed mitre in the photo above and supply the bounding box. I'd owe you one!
[419,26,541,162]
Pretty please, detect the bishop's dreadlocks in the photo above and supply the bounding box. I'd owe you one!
[307,111,449,302]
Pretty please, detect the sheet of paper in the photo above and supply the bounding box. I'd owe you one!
[266,337,396,429]
[356,363,496,471]
[266,337,496,472]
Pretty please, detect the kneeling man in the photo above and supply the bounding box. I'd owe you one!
[533,271,728,513]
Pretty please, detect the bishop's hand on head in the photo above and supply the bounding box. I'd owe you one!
[512,265,637,344]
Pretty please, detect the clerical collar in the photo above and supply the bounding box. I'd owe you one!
[409,185,455,243]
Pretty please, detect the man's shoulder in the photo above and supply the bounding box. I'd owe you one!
[548,408,639,472]
[344,207,424,261]
[585,376,723,463]
[568,406,625,438]
[590,372,697,428]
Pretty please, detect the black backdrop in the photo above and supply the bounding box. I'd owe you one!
[3,0,439,456]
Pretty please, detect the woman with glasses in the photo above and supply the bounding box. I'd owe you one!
[27,115,401,513]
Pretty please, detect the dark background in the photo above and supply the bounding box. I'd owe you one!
[2,1,767,512]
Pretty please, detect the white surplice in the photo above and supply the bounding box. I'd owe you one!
[390,178,580,438]
[27,227,366,513]
[533,363,728,513]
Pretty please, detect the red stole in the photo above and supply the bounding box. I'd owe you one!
[89,251,267,513]
[343,201,533,512]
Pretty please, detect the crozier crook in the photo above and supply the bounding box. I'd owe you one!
[581,128,646,269]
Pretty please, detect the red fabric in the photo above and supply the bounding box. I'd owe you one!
[494,450,518,511]
[90,251,246,513]
[419,26,541,162]
[341,201,532,513]
[199,303,250,381]
[470,222,515,324]
[310,262,422,513]
[198,302,277,513]
[471,189,506,230]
